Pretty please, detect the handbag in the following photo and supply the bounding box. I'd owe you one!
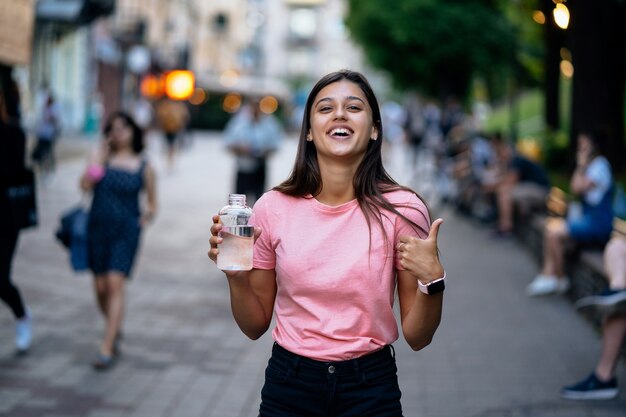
[0,168,38,230]
[55,204,89,271]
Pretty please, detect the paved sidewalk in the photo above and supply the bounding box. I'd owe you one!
[1,131,625,417]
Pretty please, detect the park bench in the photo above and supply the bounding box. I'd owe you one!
[512,185,610,302]
[515,186,567,261]
[573,217,626,361]
[511,185,625,359]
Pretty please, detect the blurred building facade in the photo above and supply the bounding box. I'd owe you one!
[12,0,371,136]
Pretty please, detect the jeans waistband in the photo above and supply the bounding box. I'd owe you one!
[272,342,394,375]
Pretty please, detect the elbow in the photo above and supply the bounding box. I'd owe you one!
[243,328,267,340]
[240,322,270,341]
[409,336,433,352]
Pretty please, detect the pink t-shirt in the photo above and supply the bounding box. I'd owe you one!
[251,189,430,361]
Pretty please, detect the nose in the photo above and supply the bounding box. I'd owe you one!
[333,106,346,120]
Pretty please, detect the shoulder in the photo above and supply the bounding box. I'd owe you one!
[384,188,430,219]
[587,156,612,178]
[384,188,426,208]
[252,191,300,226]
[255,190,299,209]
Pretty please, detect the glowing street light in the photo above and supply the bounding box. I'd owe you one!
[553,3,570,29]
[165,70,195,100]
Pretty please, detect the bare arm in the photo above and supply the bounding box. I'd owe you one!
[208,216,277,339]
[79,142,109,192]
[396,219,445,351]
[571,147,595,196]
[397,270,443,350]
[142,163,158,225]
[570,166,594,196]
[225,268,277,339]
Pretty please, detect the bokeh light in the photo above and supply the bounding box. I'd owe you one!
[532,10,546,25]
[165,70,195,100]
[220,69,239,88]
[222,92,242,113]
[259,95,279,114]
[560,60,574,78]
[188,87,208,105]
[553,3,570,29]
[140,74,164,99]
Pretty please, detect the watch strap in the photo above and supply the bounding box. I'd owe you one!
[418,271,446,295]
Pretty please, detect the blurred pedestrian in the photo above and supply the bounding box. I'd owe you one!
[0,72,33,354]
[561,235,626,400]
[439,96,464,141]
[528,130,613,296]
[155,99,189,170]
[403,93,425,167]
[80,111,157,370]
[31,92,61,181]
[482,133,550,237]
[223,100,283,205]
[132,96,154,133]
[209,70,445,416]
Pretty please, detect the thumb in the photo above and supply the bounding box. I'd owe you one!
[253,226,263,242]
[428,218,444,242]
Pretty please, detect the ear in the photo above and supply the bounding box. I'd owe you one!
[370,126,379,141]
[306,132,313,141]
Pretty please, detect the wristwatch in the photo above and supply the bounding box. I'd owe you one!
[418,272,446,295]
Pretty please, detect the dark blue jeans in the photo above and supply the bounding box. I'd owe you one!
[259,343,403,417]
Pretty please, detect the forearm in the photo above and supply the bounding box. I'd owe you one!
[570,167,588,195]
[401,291,443,351]
[79,175,94,192]
[226,274,272,339]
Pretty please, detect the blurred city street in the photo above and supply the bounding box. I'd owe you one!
[0,131,625,417]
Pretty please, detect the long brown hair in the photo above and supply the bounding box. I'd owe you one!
[274,70,429,241]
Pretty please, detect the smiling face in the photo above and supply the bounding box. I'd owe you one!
[107,116,134,151]
[308,79,378,161]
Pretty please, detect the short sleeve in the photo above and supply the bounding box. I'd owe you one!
[394,193,431,270]
[251,193,276,270]
[585,157,612,205]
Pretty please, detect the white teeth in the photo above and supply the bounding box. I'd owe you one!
[330,128,352,136]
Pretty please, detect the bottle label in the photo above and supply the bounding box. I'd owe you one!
[220,214,250,226]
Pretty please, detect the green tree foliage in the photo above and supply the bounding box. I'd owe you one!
[345,0,517,100]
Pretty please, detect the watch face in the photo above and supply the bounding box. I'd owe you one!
[427,279,445,295]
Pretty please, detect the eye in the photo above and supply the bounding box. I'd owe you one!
[347,105,362,111]
[318,105,332,112]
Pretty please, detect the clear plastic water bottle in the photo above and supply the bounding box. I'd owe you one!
[217,194,254,271]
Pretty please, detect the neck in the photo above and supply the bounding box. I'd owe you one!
[111,147,134,157]
[316,158,360,205]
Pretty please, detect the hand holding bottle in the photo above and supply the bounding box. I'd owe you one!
[209,194,258,272]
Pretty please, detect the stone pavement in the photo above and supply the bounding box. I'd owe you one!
[1,131,625,417]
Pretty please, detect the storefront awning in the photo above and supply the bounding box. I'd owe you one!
[36,0,114,25]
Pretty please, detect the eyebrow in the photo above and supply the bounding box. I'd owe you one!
[315,95,366,106]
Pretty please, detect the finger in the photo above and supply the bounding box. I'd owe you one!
[428,218,444,242]
[207,247,219,261]
[210,222,223,236]
[212,215,220,224]
[253,226,263,242]
[209,235,222,247]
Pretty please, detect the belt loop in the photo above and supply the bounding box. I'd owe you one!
[389,344,396,359]
[352,356,360,375]
[292,354,301,378]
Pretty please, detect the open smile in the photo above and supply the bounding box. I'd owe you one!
[327,127,354,140]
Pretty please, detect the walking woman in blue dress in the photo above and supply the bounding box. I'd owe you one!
[80,111,157,370]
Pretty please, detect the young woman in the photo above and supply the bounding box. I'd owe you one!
[80,111,157,370]
[527,130,613,296]
[0,74,33,354]
[208,70,445,416]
